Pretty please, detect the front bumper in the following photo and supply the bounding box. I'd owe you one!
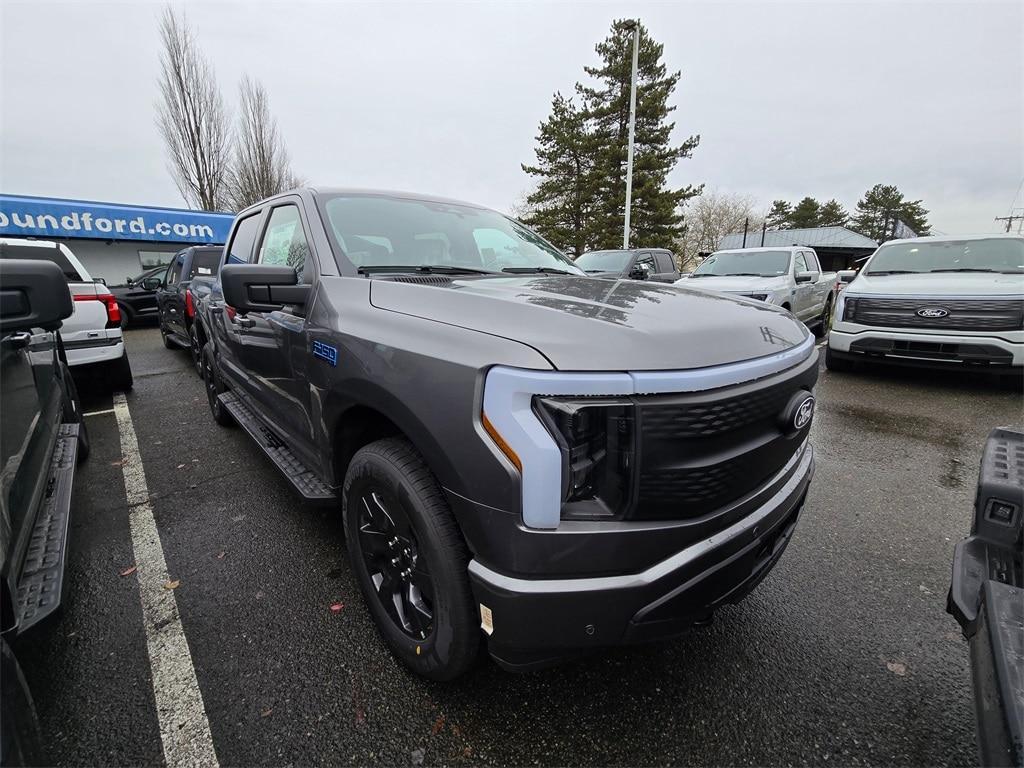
[829,327,1024,369]
[467,443,813,670]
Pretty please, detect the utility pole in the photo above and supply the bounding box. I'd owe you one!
[741,217,749,248]
[995,211,1024,233]
[622,21,640,249]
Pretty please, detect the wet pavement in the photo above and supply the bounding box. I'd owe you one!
[14,327,1022,767]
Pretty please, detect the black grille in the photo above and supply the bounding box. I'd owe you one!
[845,297,1023,332]
[631,354,818,521]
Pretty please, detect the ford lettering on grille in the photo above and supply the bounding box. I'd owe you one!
[916,307,950,318]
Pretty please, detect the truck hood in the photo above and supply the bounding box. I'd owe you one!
[681,275,789,293]
[369,275,809,371]
[848,272,1024,297]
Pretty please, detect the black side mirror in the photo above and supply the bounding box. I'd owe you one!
[629,263,651,280]
[221,264,309,313]
[141,276,163,291]
[0,259,74,333]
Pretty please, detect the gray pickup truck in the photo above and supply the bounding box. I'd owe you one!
[575,248,681,282]
[195,188,818,680]
[684,246,838,335]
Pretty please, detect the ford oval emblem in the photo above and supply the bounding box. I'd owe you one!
[916,307,950,318]
[793,395,815,430]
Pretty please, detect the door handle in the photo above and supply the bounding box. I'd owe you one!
[3,331,32,348]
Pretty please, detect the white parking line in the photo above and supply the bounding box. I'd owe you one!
[83,408,115,417]
[816,340,827,348]
[112,393,219,768]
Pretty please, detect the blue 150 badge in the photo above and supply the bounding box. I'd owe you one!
[312,340,338,367]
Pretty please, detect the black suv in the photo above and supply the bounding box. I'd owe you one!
[0,259,89,764]
[196,188,817,680]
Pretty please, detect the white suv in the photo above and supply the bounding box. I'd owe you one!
[827,234,1023,379]
[0,238,133,390]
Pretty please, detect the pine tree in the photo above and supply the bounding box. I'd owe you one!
[851,184,930,242]
[520,93,596,256]
[789,197,821,229]
[578,19,701,249]
[818,199,849,228]
[765,200,792,230]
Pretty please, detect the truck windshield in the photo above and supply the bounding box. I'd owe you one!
[866,238,1024,275]
[692,250,791,277]
[318,195,583,275]
[575,250,631,273]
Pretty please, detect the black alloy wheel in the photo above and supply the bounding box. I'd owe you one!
[356,489,435,640]
[343,438,478,680]
[189,325,202,376]
[202,342,233,426]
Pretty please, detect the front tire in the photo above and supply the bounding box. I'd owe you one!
[202,342,233,427]
[160,325,175,350]
[343,438,479,681]
[108,350,134,392]
[813,298,833,338]
[825,344,853,373]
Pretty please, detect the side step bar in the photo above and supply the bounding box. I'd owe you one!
[16,424,79,632]
[217,391,337,502]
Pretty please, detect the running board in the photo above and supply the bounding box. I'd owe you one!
[217,391,337,502]
[16,424,79,632]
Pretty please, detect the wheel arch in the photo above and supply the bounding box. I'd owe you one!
[322,385,463,498]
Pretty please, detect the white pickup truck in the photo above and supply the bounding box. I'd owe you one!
[0,238,133,390]
[681,246,838,335]
[827,234,1024,379]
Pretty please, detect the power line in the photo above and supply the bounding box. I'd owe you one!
[995,209,1024,233]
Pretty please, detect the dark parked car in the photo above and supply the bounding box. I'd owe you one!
[196,188,817,680]
[947,427,1023,768]
[575,248,681,282]
[0,259,88,765]
[147,246,222,372]
[110,265,165,327]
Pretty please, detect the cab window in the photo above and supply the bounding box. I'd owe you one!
[166,252,185,285]
[227,212,263,265]
[794,252,809,273]
[257,205,312,280]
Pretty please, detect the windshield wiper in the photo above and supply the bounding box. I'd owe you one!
[724,272,764,277]
[928,268,1000,273]
[358,265,498,275]
[865,270,916,275]
[502,266,574,275]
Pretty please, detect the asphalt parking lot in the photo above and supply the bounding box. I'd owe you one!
[13,327,1023,767]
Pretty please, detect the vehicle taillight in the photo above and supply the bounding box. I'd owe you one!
[185,290,195,318]
[75,292,121,328]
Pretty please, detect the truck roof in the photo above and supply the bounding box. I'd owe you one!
[713,246,811,254]
[880,233,1024,246]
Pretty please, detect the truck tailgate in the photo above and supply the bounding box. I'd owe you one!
[64,282,117,343]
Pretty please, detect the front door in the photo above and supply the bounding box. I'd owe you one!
[241,201,318,464]
[156,252,185,336]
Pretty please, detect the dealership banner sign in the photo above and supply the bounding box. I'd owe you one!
[0,194,235,244]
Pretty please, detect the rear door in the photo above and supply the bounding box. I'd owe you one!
[651,250,679,282]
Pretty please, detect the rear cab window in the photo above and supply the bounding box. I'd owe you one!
[187,249,222,279]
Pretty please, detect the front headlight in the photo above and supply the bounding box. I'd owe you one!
[834,293,848,322]
[534,397,636,520]
[750,293,769,302]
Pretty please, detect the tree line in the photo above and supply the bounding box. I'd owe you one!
[764,185,930,241]
[520,20,701,256]
[156,7,301,212]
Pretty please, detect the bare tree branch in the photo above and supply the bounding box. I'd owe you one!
[226,75,302,210]
[677,190,763,269]
[155,6,231,211]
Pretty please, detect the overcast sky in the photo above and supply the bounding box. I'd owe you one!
[2,1,1021,234]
